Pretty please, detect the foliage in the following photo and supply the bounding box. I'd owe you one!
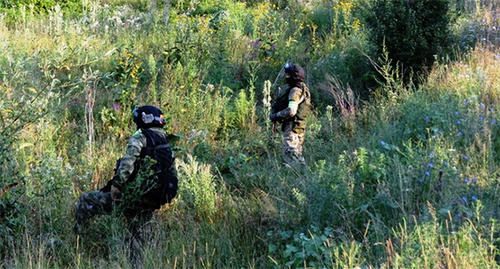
[158,62,227,141]
[176,154,217,220]
[448,0,500,52]
[222,84,257,133]
[384,216,498,268]
[267,226,364,268]
[366,0,451,82]
[0,0,82,13]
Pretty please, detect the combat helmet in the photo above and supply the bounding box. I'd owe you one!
[284,63,305,83]
[132,105,166,128]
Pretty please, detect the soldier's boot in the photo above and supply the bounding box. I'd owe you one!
[74,191,113,234]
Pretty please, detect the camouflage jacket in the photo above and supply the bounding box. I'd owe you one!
[113,127,176,188]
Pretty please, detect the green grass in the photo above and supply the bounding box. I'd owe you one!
[0,0,499,268]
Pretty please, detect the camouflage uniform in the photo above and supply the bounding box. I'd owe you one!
[74,190,113,230]
[75,127,176,226]
[113,127,178,210]
[75,127,177,268]
[272,82,311,167]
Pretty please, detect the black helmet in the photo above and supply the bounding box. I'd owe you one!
[284,63,305,83]
[132,105,166,128]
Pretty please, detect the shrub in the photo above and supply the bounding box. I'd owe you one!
[366,0,451,82]
[0,0,82,16]
[176,154,217,220]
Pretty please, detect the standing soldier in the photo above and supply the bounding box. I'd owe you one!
[75,105,178,269]
[270,63,311,167]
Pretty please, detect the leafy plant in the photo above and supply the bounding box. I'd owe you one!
[176,154,217,220]
[267,226,365,268]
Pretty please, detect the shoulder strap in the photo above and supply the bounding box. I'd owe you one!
[141,128,156,147]
[140,129,173,168]
[142,129,170,146]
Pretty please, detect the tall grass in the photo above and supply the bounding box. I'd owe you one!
[0,0,499,268]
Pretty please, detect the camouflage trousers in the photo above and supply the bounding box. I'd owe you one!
[75,190,153,269]
[283,124,306,167]
[74,190,114,233]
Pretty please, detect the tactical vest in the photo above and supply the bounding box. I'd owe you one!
[272,83,311,133]
[132,128,178,207]
[139,129,177,189]
[100,129,178,207]
[140,129,174,171]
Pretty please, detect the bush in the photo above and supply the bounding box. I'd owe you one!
[0,0,82,14]
[366,0,451,82]
[176,155,217,220]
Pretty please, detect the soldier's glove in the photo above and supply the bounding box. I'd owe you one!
[110,185,122,202]
[269,113,279,122]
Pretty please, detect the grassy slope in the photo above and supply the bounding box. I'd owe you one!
[0,0,498,268]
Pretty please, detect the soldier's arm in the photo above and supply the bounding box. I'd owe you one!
[272,87,302,120]
[112,131,146,189]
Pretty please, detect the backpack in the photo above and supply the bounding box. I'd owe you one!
[138,129,178,205]
[101,129,178,207]
[140,128,174,176]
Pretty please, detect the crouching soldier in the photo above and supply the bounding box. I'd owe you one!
[75,105,178,269]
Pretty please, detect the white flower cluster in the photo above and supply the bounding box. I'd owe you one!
[262,80,272,108]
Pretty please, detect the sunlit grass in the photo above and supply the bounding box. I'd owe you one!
[0,0,499,268]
